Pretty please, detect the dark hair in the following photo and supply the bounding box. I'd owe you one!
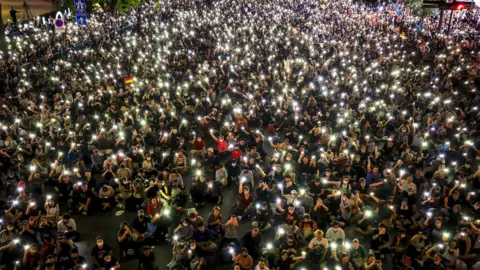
[197,222,204,227]
[63,214,71,220]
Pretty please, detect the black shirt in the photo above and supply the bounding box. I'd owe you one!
[307,181,323,195]
[133,216,150,234]
[99,256,118,269]
[424,258,445,270]
[138,252,156,270]
[277,256,294,270]
[146,185,159,199]
[90,244,111,262]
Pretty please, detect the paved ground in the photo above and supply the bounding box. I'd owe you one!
[73,139,276,270]
[69,137,393,269]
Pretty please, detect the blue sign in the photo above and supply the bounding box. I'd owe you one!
[74,0,88,25]
[76,15,87,25]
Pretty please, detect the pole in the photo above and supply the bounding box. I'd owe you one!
[437,9,444,33]
[447,10,453,35]
[0,2,8,59]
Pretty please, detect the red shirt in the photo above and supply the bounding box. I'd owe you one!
[216,139,228,152]
[193,139,206,150]
[147,202,163,216]
[231,149,242,160]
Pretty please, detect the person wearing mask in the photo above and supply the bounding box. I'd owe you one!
[276,203,299,237]
[91,236,111,268]
[43,255,57,270]
[23,243,43,269]
[173,218,194,241]
[68,249,87,269]
[133,209,152,242]
[99,253,120,270]
[252,201,273,232]
[188,240,207,270]
[326,221,345,243]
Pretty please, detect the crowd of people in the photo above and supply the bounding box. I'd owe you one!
[0,0,480,269]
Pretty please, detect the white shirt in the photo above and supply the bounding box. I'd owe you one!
[308,237,329,249]
[57,219,77,232]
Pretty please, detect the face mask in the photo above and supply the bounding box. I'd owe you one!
[183,223,188,227]
[30,250,37,254]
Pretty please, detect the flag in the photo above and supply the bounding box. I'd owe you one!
[124,77,134,84]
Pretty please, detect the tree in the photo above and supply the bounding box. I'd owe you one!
[93,0,141,15]
[0,2,8,59]
[403,0,435,18]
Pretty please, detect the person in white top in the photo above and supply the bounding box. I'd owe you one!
[254,258,269,270]
[57,214,80,241]
[308,229,329,251]
[326,221,346,243]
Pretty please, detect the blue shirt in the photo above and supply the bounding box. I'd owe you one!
[365,171,381,185]
[193,228,213,242]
